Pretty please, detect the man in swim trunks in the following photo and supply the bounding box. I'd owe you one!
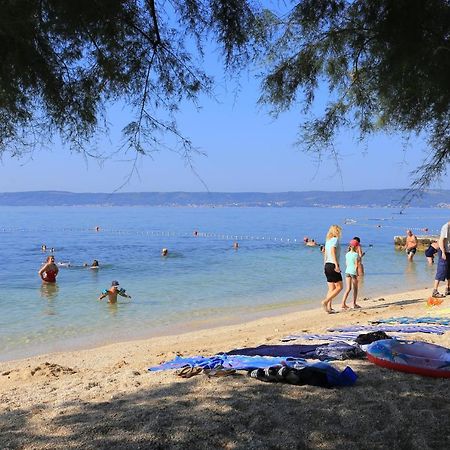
[432,221,450,298]
[98,280,132,303]
[405,229,418,261]
[38,255,59,283]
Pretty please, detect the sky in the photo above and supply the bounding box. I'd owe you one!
[0,47,447,194]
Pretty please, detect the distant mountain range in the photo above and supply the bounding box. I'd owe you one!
[0,189,449,207]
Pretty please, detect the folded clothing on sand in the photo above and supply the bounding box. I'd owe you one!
[249,363,357,388]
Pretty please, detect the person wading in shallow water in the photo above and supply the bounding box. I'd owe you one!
[405,229,418,261]
[38,255,59,283]
[321,224,343,314]
[98,280,132,303]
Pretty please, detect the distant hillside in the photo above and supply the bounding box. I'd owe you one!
[0,189,449,207]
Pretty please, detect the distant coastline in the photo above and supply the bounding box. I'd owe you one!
[0,189,449,208]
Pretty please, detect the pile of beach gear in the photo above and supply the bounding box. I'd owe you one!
[149,313,450,384]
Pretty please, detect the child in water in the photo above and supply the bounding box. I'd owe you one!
[98,280,131,303]
[341,240,361,310]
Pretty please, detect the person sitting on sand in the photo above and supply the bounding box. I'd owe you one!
[38,255,59,283]
[341,240,361,310]
[98,280,131,303]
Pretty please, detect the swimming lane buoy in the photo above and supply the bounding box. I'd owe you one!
[366,339,450,378]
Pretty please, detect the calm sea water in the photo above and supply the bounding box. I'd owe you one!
[0,206,447,361]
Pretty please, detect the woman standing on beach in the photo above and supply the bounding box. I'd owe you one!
[321,225,343,314]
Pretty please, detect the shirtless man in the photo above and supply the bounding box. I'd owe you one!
[98,280,131,303]
[405,229,418,261]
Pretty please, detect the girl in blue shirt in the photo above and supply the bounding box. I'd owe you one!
[341,240,361,309]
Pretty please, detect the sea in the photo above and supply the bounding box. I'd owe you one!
[0,206,447,361]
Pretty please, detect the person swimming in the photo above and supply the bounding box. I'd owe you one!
[38,255,59,283]
[161,248,168,256]
[98,280,131,303]
[90,259,99,269]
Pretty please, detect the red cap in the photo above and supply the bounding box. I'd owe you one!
[349,239,360,247]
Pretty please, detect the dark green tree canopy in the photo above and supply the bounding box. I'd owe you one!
[0,0,260,160]
[1,0,449,189]
[260,0,450,190]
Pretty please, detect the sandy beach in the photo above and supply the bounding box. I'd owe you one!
[1,287,449,449]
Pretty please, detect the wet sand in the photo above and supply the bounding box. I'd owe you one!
[1,287,449,449]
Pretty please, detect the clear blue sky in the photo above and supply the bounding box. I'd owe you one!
[0,54,446,193]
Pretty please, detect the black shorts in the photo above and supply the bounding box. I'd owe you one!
[324,263,343,283]
[406,247,416,255]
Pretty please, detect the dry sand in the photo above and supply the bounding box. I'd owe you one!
[1,288,449,449]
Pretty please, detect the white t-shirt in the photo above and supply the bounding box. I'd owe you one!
[440,222,450,253]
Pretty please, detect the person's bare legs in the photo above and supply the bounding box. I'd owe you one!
[322,281,343,313]
[352,277,360,308]
[341,276,351,309]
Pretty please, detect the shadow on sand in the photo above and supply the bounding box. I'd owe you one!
[1,360,449,449]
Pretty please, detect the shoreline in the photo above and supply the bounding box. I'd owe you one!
[1,286,449,449]
[1,286,447,369]
[0,278,429,364]
[0,285,431,365]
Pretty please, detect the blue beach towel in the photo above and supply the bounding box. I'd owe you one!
[149,354,357,387]
[371,316,450,326]
[328,324,450,335]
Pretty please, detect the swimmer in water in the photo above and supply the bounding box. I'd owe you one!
[161,248,168,256]
[90,259,99,269]
[98,280,131,304]
[38,255,59,283]
[41,244,47,252]
[233,241,239,249]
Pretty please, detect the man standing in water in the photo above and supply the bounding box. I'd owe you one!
[405,229,418,261]
[432,222,450,298]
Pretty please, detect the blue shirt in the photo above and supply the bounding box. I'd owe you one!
[345,251,359,276]
[325,237,340,264]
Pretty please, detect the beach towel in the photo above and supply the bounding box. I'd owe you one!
[281,332,368,342]
[226,343,365,361]
[328,324,450,335]
[371,316,450,326]
[150,354,357,387]
[227,344,323,358]
[149,354,309,372]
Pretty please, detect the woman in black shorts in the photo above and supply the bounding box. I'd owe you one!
[321,224,343,313]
